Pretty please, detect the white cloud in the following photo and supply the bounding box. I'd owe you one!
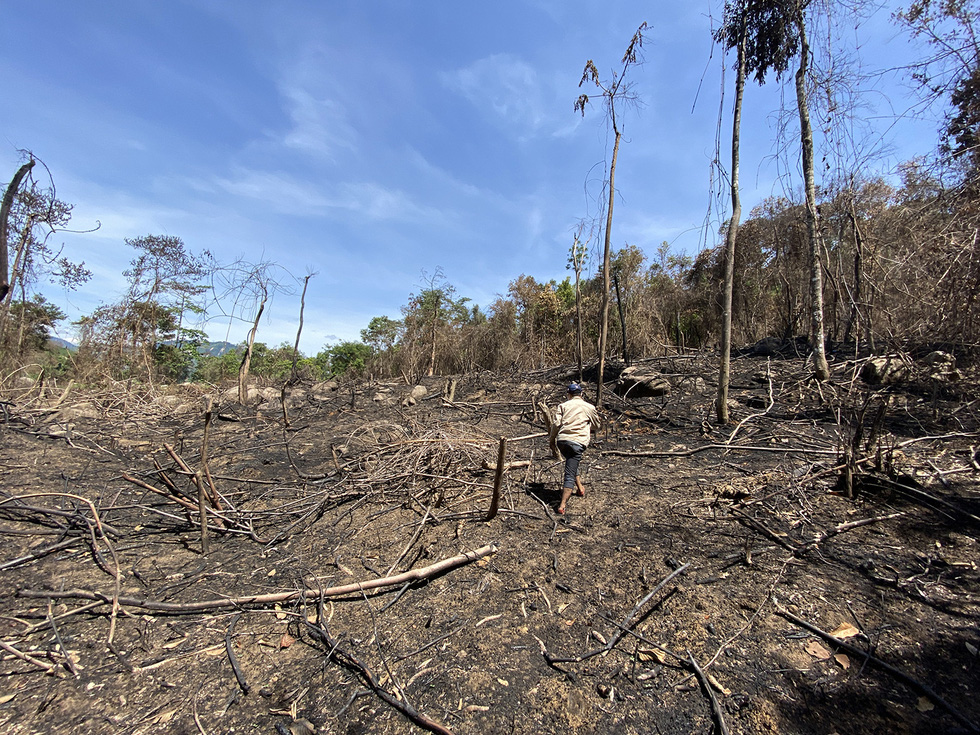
[444,54,553,136]
[279,84,358,160]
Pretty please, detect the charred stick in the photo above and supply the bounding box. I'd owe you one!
[687,650,730,735]
[544,566,688,666]
[225,612,250,694]
[306,620,454,735]
[0,538,81,571]
[197,470,209,556]
[806,512,907,547]
[153,457,182,494]
[200,396,222,509]
[728,507,801,553]
[0,638,65,677]
[595,609,686,664]
[386,506,431,576]
[485,437,507,521]
[611,564,690,651]
[776,605,979,734]
[394,624,467,661]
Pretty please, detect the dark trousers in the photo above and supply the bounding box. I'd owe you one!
[557,440,585,489]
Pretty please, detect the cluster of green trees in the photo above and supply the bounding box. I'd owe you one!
[4,1,980,398]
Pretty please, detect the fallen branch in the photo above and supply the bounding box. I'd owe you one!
[0,638,65,678]
[305,618,454,735]
[805,512,907,548]
[775,604,979,734]
[225,612,249,694]
[544,563,689,666]
[602,443,837,458]
[728,507,801,554]
[20,544,498,614]
[687,651,730,735]
[485,437,507,521]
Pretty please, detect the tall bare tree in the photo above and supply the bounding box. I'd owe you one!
[575,22,647,407]
[0,158,35,304]
[714,4,749,423]
[792,1,831,380]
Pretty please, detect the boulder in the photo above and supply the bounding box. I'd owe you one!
[614,367,671,398]
[860,355,911,385]
[56,402,100,421]
[311,381,338,400]
[923,351,961,381]
[401,385,427,407]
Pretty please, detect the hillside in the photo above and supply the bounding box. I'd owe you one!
[0,351,978,735]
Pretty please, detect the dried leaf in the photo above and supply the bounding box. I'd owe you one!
[829,623,860,639]
[804,640,832,660]
[834,653,850,670]
[288,718,316,735]
[637,647,667,664]
[496,678,509,686]
[0,693,16,704]
[162,637,187,650]
[279,633,296,649]
[151,709,177,725]
[917,697,935,712]
[707,674,731,696]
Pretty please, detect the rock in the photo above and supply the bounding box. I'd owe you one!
[311,381,338,400]
[56,402,100,421]
[750,336,783,357]
[615,367,670,398]
[860,355,911,385]
[923,351,961,381]
[47,422,74,437]
[402,385,427,407]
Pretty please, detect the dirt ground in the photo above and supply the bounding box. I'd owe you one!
[1,350,978,735]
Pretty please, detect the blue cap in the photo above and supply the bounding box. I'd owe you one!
[567,383,582,394]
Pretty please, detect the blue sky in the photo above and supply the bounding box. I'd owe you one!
[0,1,938,354]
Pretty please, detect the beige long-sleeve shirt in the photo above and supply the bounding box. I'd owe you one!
[553,395,600,446]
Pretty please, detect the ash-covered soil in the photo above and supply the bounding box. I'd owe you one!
[1,352,978,735]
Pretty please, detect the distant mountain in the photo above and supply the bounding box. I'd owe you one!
[48,337,77,352]
[43,338,238,356]
[199,341,239,357]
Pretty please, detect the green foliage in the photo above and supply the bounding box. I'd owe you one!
[6,294,65,353]
[194,349,242,384]
[317,341,373,378]
[715,0,802,83]
[361,315,402,352]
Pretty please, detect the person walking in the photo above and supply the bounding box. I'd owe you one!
[553,382,600,514]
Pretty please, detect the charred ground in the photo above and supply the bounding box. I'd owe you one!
[0,351,978,735]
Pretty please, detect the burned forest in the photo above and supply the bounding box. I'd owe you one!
[1,349,978,735]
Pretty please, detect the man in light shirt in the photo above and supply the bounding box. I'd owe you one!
[553,383,600,515]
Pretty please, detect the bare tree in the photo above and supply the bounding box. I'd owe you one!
[210,259,293,403]
[0,158,35,304]
[575,22,647,408]
[569,225,590,382]
[714,4,749,423]
[793,1,831,380]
